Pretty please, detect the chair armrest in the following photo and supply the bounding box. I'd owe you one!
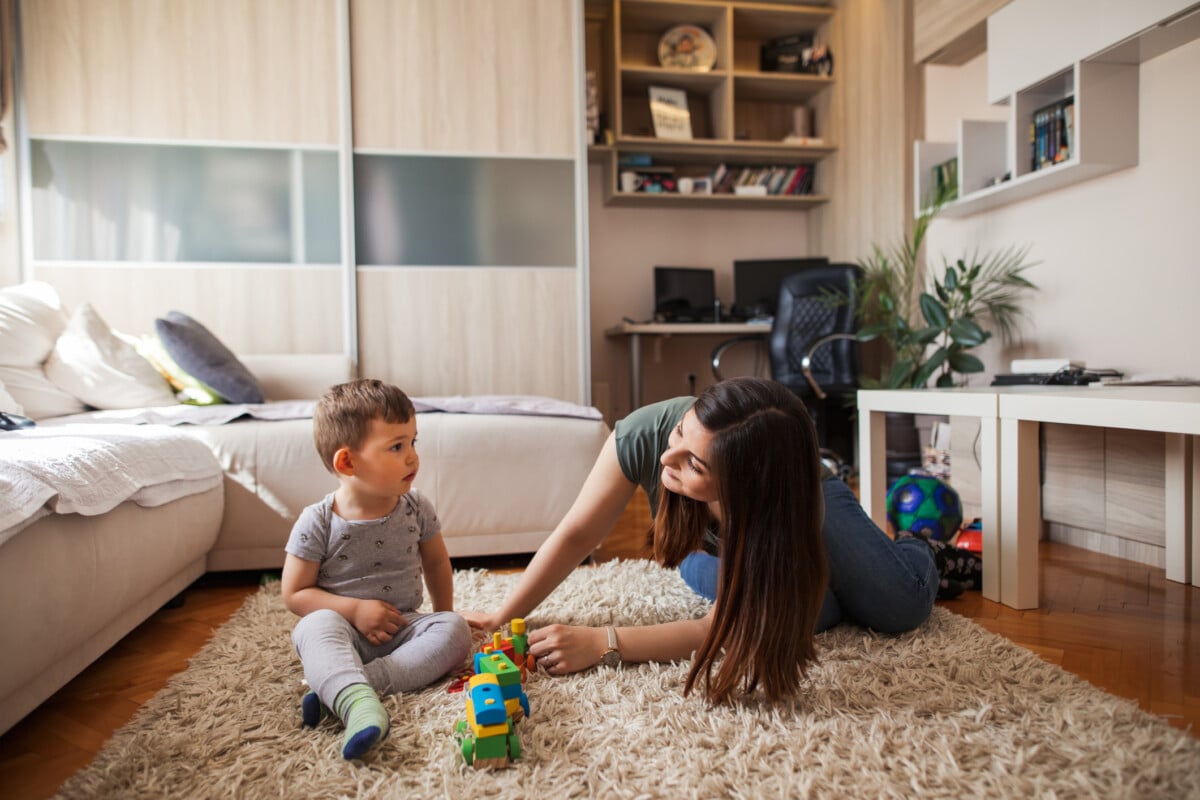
[711,334,768,381]
[800,333,858,399]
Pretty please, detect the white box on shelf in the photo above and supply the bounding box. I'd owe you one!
[1011,358,1085,373]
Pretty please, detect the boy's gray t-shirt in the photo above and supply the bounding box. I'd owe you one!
[285,490,440,612]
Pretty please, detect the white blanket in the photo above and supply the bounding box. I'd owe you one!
[0,424,224,548]
[41,395,603,426]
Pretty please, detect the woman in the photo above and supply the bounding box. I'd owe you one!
[464,377,937,704]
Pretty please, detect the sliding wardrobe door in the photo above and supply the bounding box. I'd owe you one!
[351,0,588,402]
[20,0,345,355]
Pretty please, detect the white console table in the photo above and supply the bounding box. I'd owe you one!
[858,386,1200,610]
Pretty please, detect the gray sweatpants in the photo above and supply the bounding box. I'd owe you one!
[292,608,472,710]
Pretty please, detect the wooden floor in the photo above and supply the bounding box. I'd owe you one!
[1,491,1196,799]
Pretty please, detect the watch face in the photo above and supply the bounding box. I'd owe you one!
[601,649,621,668]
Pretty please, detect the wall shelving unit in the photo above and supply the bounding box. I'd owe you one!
[593,0,837,209]
[914,0,1200,218]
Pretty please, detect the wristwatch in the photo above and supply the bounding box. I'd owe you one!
[600,625,622,668]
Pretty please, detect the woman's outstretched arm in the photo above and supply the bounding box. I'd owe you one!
[462,433,637,632]
[526,610,713,675]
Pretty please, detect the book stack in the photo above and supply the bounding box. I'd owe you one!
[933,157,958,201]
[1030,96,1074,172]
[708,163,816,196]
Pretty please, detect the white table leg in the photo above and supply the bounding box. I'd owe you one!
[1000,417,1041,609]
[1193,436,1199,587]
[1164,433,1192,585]
[978,414,1001,603]
[858,407,888,531]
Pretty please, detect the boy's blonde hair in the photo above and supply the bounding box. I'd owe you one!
[313,379,415,472]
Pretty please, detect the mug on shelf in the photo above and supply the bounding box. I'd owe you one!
[678,177,695,194]
[619,171,643,193]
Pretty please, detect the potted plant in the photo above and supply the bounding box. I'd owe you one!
[855,193,1039,389]
[850,192,1039,479]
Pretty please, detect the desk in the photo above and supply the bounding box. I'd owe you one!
[605,321,770,409]
[858,386,1200,610]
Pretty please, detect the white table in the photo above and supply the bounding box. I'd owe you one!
[997,386,1200,608]
[858,388,1003,602]
[857,386,1200,610]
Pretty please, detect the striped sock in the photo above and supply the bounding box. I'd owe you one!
[332,683,389,760]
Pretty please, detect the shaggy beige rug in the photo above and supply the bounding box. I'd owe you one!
[57,560,1199,799]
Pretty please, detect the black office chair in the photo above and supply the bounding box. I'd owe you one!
[769,264,861,472]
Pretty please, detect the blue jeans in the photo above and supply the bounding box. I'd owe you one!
[678,477,937,634]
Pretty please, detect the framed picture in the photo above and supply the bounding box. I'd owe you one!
[691,177,712,195]
[649,85,693,141]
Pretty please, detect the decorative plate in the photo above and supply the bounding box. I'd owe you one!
[658,24,717,72]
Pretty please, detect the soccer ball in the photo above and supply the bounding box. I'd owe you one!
[886,472,963,542]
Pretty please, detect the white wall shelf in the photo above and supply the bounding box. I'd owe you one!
[914,0,1199,218]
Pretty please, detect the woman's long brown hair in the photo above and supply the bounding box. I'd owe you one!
[653,377,828,704]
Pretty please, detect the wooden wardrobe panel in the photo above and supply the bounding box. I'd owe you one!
[1104,428,1166,547]
[21,0,339,143]
[35,264,344,355]
[350,0,576,156]
[356,268,581,400]
[1040,423,1106,533]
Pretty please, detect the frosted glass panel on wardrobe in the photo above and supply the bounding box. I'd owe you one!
[354,155,576,267]
[30,140,340,263]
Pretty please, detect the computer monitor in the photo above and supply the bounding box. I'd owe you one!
[733,257,830,318]
[654,266,716,322]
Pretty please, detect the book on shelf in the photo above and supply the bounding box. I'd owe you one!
[933,157,958,201]
[704,164,815,196]
[617,153,654,167]
[1030,96,1074,172]
[648,85,693,141]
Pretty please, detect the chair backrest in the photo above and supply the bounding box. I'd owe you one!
[767,263,860,396]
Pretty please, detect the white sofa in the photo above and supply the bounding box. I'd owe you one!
[0,333,609,735]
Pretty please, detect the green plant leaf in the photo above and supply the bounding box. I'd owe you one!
[948,351,985,373]
[913,326,942,344]
[911,348,948,387]
[944,269,958,291]
[919,293,949,329]
[888,359,914,388]
[948,317,988,346]
[935,372,957,388]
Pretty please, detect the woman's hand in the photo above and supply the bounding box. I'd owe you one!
[527,624,606,675]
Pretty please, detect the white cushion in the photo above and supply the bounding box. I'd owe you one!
[0,282,85,418]
[44,303,177,410]
[0,378,21,415]
[0,366,86,418]
[0,281,68,366]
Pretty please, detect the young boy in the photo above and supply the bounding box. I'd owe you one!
[281,379,471,760]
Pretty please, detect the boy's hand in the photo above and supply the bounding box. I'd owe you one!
[460,610,502,633]
[353,599,406,645]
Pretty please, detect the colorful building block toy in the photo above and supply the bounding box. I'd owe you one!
[455,673,521,770]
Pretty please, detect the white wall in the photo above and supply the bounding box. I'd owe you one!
[923,39,1200,384]
[585,163,813,422]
